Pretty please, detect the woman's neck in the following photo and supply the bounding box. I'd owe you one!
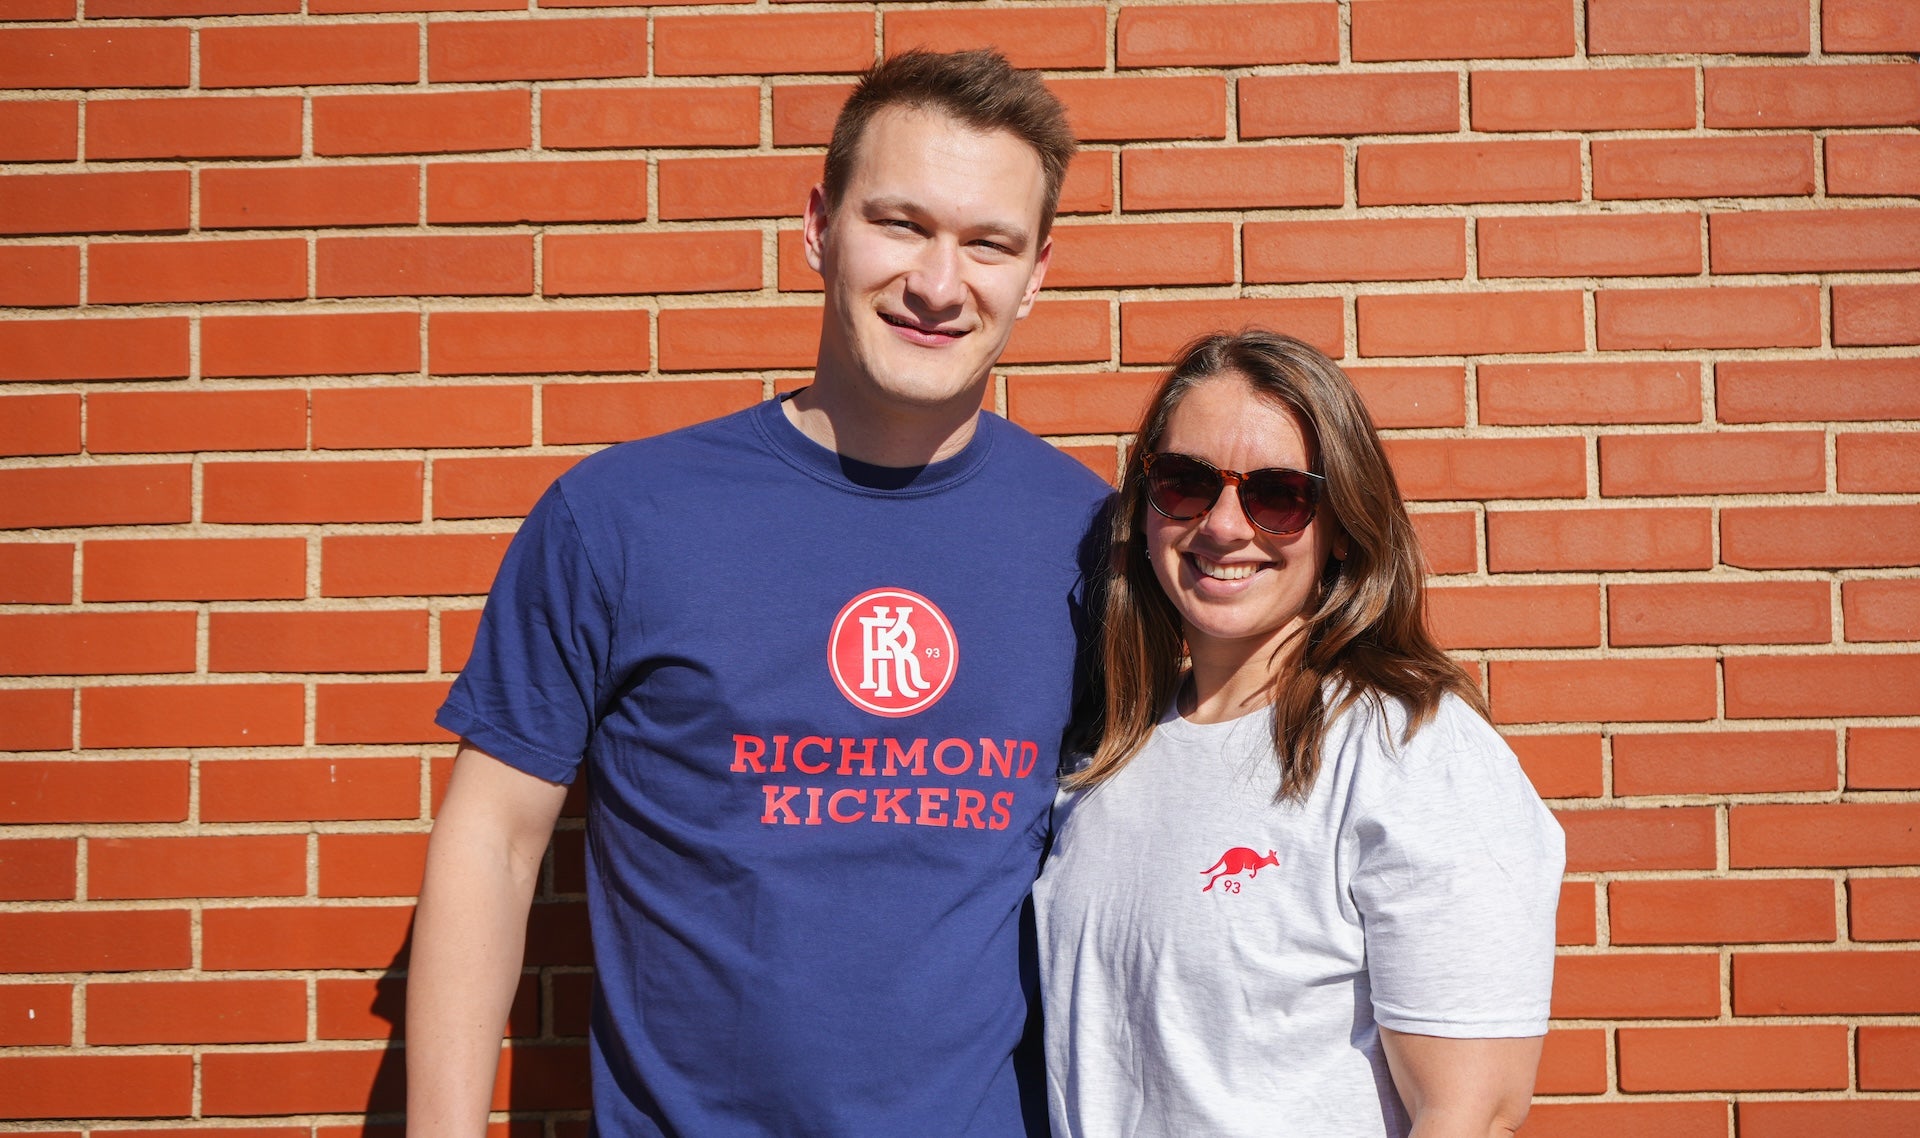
[1180,623,1307,724]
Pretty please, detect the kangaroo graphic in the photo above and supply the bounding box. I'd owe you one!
[1201,847,1279,892]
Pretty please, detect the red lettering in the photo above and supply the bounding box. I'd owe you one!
[953,788,988,829]
[872,787,914,824]
[828,788,867,823]
[804,785,823,826]
[916,786,951,827]
[978,738,1015,778]
[933,737,974,776]
[1016,741,1038,778]
[883,737,926,776]
[837,737,878,777]
[761,785,801,825]
[730,734,766,773]
[770,734,790,774]
[793,735,832,775]
[989,790,1013,831]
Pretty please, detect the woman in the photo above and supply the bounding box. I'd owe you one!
[1035,331,1564,1138]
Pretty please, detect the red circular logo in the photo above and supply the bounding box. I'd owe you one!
[828,587,959,718]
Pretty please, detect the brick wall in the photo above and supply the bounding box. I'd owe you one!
[2,0,1917,1131]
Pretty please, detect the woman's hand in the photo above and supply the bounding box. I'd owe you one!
[1378,1027,1545,1138]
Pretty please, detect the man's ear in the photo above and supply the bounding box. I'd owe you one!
[1017,235,1052,319]
[803,184,831,274]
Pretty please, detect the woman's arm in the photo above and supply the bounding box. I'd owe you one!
[1378,1028,1544,1138]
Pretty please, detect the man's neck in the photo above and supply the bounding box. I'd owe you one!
[782,380,987,469]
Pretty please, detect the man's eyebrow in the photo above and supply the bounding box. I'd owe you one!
[861,195,1034,245]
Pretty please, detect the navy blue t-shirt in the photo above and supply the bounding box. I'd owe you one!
[438,396,1110,1137]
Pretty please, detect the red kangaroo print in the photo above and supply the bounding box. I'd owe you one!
[1201,847,1279,893]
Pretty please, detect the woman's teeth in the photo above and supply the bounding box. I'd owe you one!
[1195,557,1257,580]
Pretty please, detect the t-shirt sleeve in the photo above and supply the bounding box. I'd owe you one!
[1346,701,1565,1038]
[435,480,615,785]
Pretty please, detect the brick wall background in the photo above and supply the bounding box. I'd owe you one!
[1,0,1917,1132]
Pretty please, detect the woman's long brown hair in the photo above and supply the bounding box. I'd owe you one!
[1065,330,1488,801]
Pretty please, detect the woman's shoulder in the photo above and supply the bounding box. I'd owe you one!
[1325,688,1517,786]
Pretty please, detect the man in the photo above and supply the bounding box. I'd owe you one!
[407,50,1108,1137]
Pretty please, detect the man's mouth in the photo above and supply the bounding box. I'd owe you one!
[880,312,966,339]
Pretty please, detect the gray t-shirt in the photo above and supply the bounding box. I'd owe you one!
[1034,692,1564,1138]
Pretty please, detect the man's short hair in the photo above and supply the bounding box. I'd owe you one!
[823,48,1078,239]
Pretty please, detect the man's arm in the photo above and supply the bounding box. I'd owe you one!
[407,743,570,1138]
[1379,1028,1544,1138]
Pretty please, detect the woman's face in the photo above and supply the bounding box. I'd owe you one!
[1144,372,1343,672]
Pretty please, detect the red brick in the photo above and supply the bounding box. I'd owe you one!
[202,905,412,970]
[200,24,417,88]
[887,7,1109,70]
[323,532,512,598]
[202,1049,400,1117]
[1853,877,1920,941]
[1589,0,1809,54]
[0,1055,192,1120]
[1859,1025,1920,1090]
[658,154,819,221]
[1489,507,1712,571]
[1557,880,1597,945]
[203,312,419,378]
[543,86,757,150]
[93,834,306,900]
[0,316,189,380]
[1479,361,1700,426]
[1851,726,1920,790]
[210,610,428,674]
[0,839,75,902]
[1718,358,1920,423]
[1727,653,1920,718]
[1122,145,1344,212]
[1507,733,1604,798]
[656,306,819,372]
[316,681,455,744]
[1614,729,1837,796]
[92,0,298,12]
[1047,223,1235,288]
[1594,135,1816,200]
[201,164,419,229]
[1711,63,1920,128]
[1006,300,1111,365]
[1121,297,1342,364]
[321,832,429,898]
[655,13,870,76]
[1384,437,1585,500]
[1408,511,1475,575]
[314,89,530,156]
[319,234,531,299]
[202,756,420,823]
[542,380,761,446]
[1714,207,1920,274]
[1114,3,1338,67]
[88,389,307,454]
[1479,213,1700,278]
[1601,430,1826,496]
[433,454,580,519]
[1357,291,1583,356]
[0,0,71,16]
[1,758,187,822]
[1346,365,1466,429]
[83,537,305,602]
[0,612,194,677]
[0,464,189,530]
[1239,72,1458,138]
[429,160,643,225]
[90,237,306,304]
[1827,133,1920,195]
[0,910,191,972]
[0,689,72,752]
[772,82,853,147]
[315,975,410,1040]
[0,542,70,603]
[1245,217,1462,283]
[1836,282,1920,346]
[1426,584,1600,650]
[1613,878,1835,945]
[89,980,305,1046]
[1535,1028,1607,1095]
[1550,952,1721,1019]
[1351,0,1573,60]
[429,17,645,82]
[1841,432,1920,493]
[1597,285,1820,350]
[1846,580,1920,643]
[1735,949,1920,1014]
[1050,76,1228,141]
[1520,1101,1730,1138]
[1006,373,1157,436]
[311,385,530,449]
[82,683,305,749]
[91,98,297,169]
[0,245,79,307]
[1743,1101,1920,1137]
[545,230,760,297]
[1359,139,1580,205]
[0,392,79,456]
[1471,67,1695,131]
[0,982,69,1044]
[440,607,484,671]
[1491,658,1718,724]
[430,310,647,376]
[0,169,188,236]
[0,100,77,161]
[0,27,188,89]
[1732,802,1920,867]
[1619,1024,1847,1092]
[1827,0,1920,51]
[1724,504,1920,568]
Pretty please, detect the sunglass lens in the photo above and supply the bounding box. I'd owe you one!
[1146,456,1221,521]
[1242,469,1317,535]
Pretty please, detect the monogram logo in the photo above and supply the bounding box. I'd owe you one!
[828,587,958,718]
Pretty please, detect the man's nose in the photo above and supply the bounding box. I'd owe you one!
[905,239,965,311]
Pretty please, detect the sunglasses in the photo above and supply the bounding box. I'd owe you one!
[1140,452,1326,536]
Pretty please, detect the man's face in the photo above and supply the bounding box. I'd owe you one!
[806,105,1052,416]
